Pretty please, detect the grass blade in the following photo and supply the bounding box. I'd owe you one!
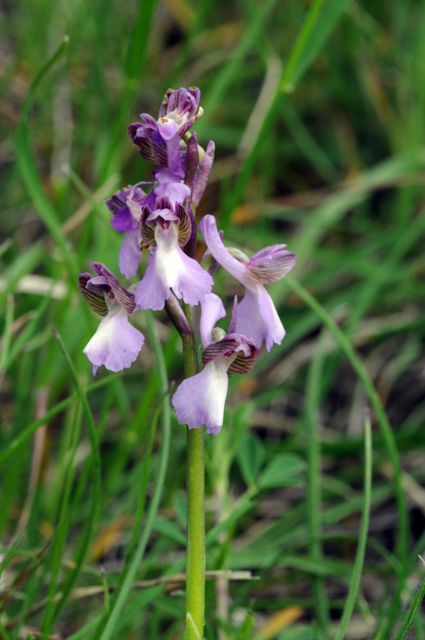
[306,330,329,633]
[196,0,280,137]
[285,276,408,574]
[0,295,14,388]
[393,570,425,640]
[333,416,372,640]
[50,330,102,625]
[0,375,119,469]
[15,36,79,282]
[223,0,352,223]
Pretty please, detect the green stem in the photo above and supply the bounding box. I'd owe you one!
[182,304,205,638]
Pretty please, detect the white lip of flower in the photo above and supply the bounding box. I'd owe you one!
[135,197,213,311]
[153,222,183,289]
[200,358,232,427]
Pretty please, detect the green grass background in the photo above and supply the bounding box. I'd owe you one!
[1,0,425,638]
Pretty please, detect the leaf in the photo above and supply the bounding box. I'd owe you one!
[281,0,352,91]
[184,613,202,640]
[234,609,254,640]
[259,454,305,490]
[174,493,188,530]
[153,516,186,546]
[237,435,265,486]
[393,572,425,640]
[15,36,80,283]
[333,419,372,640]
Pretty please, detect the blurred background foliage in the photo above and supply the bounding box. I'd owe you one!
[1,0,425,638]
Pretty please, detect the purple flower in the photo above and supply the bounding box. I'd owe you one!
[128,87,203,179]
[157,86,203,139]
[105,172,191,279]
[172,294,259,435]
[135,182,213,310]
[105,185,148,279]
[78,263,144,375]
[199,215,297,351]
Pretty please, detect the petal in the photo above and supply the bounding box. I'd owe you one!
[202,337,240,364]
[236,286,284,351]
[172,360,228,435]
[171,249,213,306]
[119,230,142,279]
[201,333,258,374]
[78,273,108,316]
[127,123,157,164]
[83,308,144,373]
[236,290,266,349]
[154,181,191,208]
[226,333,259,374]
[89,262,136,313]
[154,224,213,306]
[166,136,185,179]
[191,141,215,207]
[185,132,199,189]
[200,293,226,348]
[227,295,238,334]
[110,206,135,233]
[105,191,128,215]
[140,113,158,128]
[158,88,174,118]
[188,86,201,110]
[137,226,213,309]
[247,246,297,284]
[178,115,196,138]
[157,117,178,141]
[199,215,247,284]
[257,286,285,350]
[155,169,178,184]
[134,251,170,311]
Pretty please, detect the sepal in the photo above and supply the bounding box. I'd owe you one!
[246,245,297,284]
[89,262,136,314]
[78,273,108,317]
[202,333,259,374]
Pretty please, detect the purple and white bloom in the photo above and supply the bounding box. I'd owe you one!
[105,185,148,279]
[172,293,259,435]
[128,87,203,179]
[78,263,144,375]
[199,215,297,351]
[135,182,213,311]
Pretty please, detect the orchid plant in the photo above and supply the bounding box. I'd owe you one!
[78,87,296,638]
